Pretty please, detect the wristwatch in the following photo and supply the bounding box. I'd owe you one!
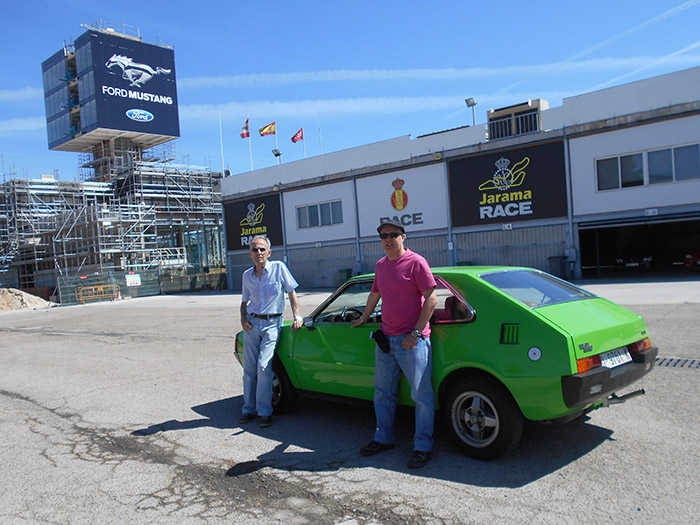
[410,329,421,339]
[294,316,303,322]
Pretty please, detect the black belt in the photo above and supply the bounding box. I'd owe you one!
[252,313,282,319]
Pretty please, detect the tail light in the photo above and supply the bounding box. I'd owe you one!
[576,354,601,374]
[627,337,652,354]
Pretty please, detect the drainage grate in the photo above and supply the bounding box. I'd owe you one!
[655,357,700,369]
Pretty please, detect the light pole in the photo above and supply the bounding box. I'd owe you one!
[465,97,477,127]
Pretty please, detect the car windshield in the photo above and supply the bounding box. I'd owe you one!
[479,270,596,308]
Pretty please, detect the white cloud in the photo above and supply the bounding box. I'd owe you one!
[0,87,43,102]
[179,91,574,123]
[0,117,45,135]
[177,56,700,90]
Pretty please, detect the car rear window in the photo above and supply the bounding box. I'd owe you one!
[479,270,596,308]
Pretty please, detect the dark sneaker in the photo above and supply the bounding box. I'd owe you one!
[407,450,433,469]
[238,413,255,424]
[258,416,273,428]
[360,440,395,457]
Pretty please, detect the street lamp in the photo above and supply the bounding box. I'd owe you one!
[465,97,477,127]
[272,148,282,165]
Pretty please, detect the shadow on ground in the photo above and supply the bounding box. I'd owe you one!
[131,395,613,488]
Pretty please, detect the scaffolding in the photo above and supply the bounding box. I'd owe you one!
[0,154,223,292]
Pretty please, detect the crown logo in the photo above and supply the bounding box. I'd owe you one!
[495,157,510,170]
[390,178,408,211]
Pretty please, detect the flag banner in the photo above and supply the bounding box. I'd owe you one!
[259,122,276,136]
[240,118,250,138]
[291,128,304,143]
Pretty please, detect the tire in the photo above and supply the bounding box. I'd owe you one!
[442,375,524,460]
[271,357,298,414]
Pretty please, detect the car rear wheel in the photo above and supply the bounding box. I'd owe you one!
[442,376,523,460]
[272,357,298,414]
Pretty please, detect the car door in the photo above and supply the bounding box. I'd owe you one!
[291,279,379,400]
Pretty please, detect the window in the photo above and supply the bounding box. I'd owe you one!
[314,280,378,323]
[596,144,700,191]
[648,149,673,185]
[620,153,643,187]
[675,145,700,181]
[480,270,595,308]
[431,277,475,324]
[296,200,343,229]
[596,158,619,191]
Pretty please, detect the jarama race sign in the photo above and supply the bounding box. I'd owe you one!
[448,141,567,227]
[223,194,283,250]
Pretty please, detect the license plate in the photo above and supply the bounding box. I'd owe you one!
[600,348,632,368]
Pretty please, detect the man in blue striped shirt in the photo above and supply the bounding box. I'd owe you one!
[239,235,302,428]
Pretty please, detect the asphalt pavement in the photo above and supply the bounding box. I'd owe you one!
[0,277,699,524]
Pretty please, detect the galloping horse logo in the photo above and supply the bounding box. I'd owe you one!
[105,54,172,88]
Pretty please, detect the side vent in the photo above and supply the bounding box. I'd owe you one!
[500,323,520,344]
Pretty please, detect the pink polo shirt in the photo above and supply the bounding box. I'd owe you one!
[371,249,437,337]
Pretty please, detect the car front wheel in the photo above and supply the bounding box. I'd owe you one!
[442,376,523,460]
[272,357,299,414]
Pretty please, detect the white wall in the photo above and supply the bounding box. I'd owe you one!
[557,66,700,127]
[282,181,357,245]
[356,163,448,237]
[570,114,700,217]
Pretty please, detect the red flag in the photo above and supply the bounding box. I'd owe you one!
[240,118,250,138]
[259,122,276,136]
[291,128,304,143]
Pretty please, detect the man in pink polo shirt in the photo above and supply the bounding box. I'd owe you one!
[352,219,437,468]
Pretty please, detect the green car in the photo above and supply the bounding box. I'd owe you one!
[234,267,657,460]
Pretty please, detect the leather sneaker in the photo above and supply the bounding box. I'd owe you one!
[360,440,395,457]
[407,450,433,469]
[238,413,255,424]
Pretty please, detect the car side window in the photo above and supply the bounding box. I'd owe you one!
[431,277,475,324]
[315,281,382,323]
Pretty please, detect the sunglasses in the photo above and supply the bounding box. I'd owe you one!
[379,231,402,239]
[250,247,268,253]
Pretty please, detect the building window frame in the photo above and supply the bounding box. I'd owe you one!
[296,199,344,230]
[595,143,700,192]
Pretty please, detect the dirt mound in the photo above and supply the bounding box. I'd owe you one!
[0,288,53,312]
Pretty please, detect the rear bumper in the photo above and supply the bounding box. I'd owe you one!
[561,347,658,408]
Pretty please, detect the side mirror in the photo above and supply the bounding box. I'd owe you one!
[303,317,315,331]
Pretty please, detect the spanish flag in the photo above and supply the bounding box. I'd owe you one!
[259,122,276,136]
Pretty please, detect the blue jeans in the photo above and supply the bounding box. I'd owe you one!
[242,315,282,418]
[373,334,435,452]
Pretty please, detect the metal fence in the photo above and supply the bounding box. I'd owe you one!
[56,267,227,306]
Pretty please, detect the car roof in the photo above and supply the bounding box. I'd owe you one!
[351,265,533,280]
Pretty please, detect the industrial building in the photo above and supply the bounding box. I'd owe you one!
[0,23,224,300]
[221,66,700,291]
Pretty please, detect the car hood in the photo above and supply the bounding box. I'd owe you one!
[534,298,648,359]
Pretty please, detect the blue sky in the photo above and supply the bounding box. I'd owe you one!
[1,0,699,181]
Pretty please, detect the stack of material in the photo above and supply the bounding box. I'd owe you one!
[0,288,52,312]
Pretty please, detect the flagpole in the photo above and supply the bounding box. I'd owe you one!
[302,127,307,159]
[275,129,280,165]
[247,116,253,171]
[218,111,225,177]
[318,126,323,155]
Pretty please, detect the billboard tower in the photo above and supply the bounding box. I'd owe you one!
[0,22,224,294]
[42,22,180,180]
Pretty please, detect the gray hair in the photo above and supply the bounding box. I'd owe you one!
[250,234,271,250]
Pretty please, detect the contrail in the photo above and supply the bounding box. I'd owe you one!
[496,0,700,94]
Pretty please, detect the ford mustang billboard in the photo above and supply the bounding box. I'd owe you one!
[75,29,180,138]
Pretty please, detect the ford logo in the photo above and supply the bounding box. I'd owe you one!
[126,109,154,122]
